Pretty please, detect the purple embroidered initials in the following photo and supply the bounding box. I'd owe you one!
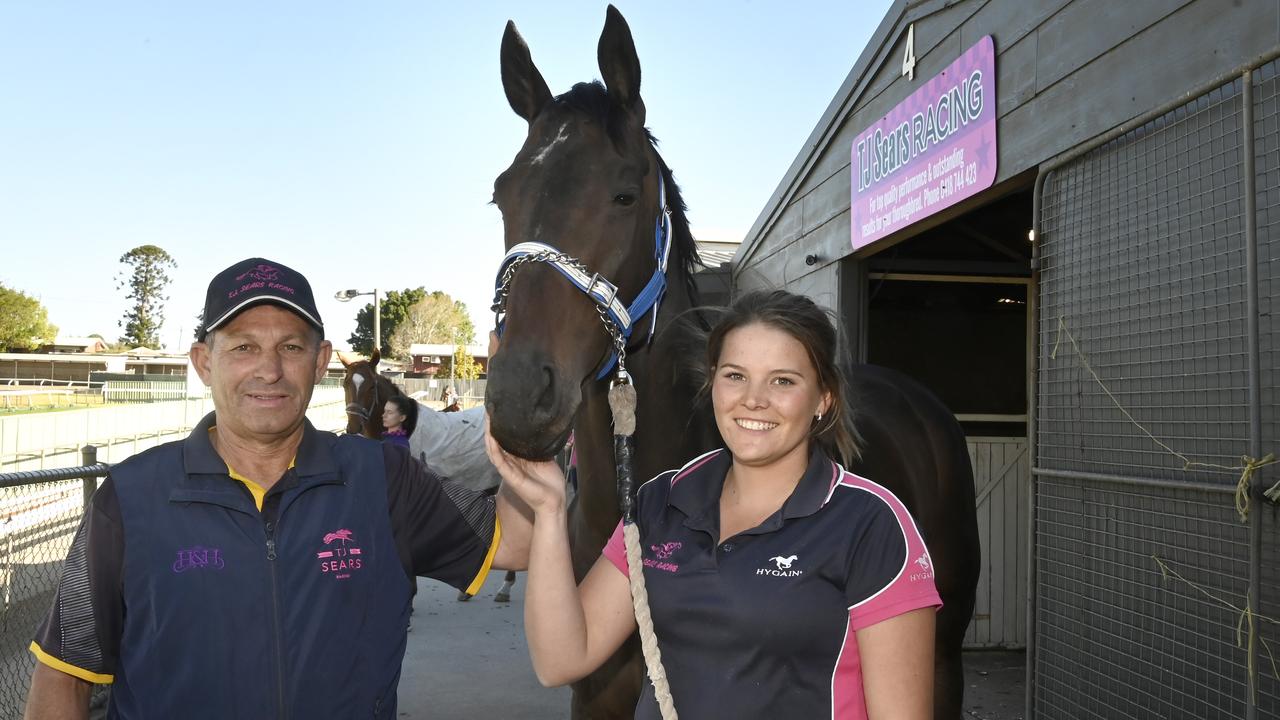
[172,546,225,573]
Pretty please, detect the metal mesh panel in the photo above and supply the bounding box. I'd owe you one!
[0,480,82,718]
[1260,508,1280,717]
[1251,55,1280,718]
[1036,66,1280,718]
[1038,78,1248,485]
[1035,478,1250,719]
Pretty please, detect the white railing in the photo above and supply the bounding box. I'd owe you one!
[0,387,347,472]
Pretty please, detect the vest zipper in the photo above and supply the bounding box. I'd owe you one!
[265,517,287,720]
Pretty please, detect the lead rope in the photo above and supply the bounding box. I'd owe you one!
[608,370,678,720]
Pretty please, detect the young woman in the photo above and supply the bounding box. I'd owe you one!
[485,290,940,719]
[381,395,417,449]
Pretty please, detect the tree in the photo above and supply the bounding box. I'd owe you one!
[451,344,483,380]
[116,245,176,349]
[0,284,57,351]
[387,291,477,361]
[347,287,427,357]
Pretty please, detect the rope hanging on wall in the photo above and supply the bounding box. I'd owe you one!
[1049,316,1275,521]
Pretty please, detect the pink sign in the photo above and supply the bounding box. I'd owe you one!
[850,36,997,250]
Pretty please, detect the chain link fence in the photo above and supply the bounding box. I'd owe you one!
[0,451,108,719]
[0,388,348,718]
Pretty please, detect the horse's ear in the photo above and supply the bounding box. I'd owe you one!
[370,348,380,368]
[501,20,553,123]
[597,5,645,123]
[338,351,352,368]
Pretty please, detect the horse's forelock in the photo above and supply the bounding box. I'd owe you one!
[552,82,702,300]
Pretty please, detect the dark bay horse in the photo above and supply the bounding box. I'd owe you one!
[484,6,979,719]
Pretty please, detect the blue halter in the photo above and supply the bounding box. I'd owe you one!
[492,174,673,381]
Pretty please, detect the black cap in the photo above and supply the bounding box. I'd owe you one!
[198,258,323,339]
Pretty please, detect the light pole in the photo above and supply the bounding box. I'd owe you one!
[334,288,380,354]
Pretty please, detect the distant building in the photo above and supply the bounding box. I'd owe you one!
[36,336,108,354]
[693,239,739,307]
[0,351,189,382]
[407,343,488,377]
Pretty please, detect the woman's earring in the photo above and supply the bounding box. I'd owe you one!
[815,413,823,423]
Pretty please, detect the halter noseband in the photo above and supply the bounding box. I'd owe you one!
[490,174,673,381]
[345,366,383,425]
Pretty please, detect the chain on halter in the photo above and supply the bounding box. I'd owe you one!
[491,174,672,381]
[492,247,631,377]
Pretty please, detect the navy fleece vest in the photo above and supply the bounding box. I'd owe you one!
[109,431,412,719]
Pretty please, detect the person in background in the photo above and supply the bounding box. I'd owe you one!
[382,395,418,449]
[442,386,462,413]
[485,289,939,719]
[24,257,531,720]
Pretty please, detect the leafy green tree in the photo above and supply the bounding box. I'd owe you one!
[451,344,483,380]
[116,245,176,349]
[0,284,57,351]
[347,287,427,357]
[387,292,477,361]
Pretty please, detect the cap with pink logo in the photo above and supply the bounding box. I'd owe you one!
[198,257,323,339]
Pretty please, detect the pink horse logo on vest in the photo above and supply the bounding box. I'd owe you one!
[324,528,355,545]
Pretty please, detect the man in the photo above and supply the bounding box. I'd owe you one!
[23,258,530,719]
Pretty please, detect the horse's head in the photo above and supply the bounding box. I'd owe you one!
[487,6,678,460]
[340,349,384,438]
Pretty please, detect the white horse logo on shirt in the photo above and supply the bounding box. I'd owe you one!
[769,555,798,570]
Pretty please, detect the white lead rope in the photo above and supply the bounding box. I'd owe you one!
[608,379,678,720]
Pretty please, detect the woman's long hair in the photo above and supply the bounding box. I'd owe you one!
[701,290,861,466]
[386,394,419,436]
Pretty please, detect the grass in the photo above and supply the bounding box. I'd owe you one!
[0,392,109,415]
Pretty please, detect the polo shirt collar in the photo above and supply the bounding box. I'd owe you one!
[670,444,839,537]
[181,411,338,481]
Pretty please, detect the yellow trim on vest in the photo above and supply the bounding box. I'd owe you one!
[463,517,502,596]
[29,641,114,684]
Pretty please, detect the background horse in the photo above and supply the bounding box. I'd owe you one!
[485,7,979,719]
[340,351,518,602]
[339,349,405,439]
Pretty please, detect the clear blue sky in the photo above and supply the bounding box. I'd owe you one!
[0,1,893,352]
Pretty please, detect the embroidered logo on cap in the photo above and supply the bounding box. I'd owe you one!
[240,264,280,283]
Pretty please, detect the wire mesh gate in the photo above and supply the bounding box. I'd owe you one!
[1033,59,1279,719]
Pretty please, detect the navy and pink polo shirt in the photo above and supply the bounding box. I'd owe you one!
[603,445,941,719]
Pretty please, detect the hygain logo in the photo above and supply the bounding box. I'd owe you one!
[316,528,364,580]
[757,554,803,577]
[910,552,935,583]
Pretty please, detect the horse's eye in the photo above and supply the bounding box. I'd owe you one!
[614,193,636,207]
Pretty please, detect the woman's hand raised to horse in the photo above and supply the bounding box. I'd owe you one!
[483,418,567,516]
